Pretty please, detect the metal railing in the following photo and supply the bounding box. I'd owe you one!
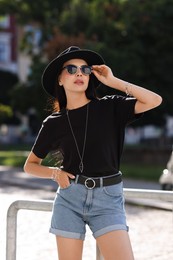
[6,188,173,260]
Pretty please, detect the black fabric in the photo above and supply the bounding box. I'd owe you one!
[32,95,141,177]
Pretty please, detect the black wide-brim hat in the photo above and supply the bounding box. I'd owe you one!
[41,46,105,97]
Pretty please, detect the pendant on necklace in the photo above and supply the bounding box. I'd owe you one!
[67,104,89,174]
[79,162,84,173]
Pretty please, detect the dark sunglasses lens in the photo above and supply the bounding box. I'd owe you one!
[81,66,92,75]
[67,65,77,74]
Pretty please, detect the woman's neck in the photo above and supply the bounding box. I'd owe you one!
[66,95,90,110]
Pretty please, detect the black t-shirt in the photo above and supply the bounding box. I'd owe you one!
[32,95,140,177]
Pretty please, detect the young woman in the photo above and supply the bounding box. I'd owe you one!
[24,46,162,260]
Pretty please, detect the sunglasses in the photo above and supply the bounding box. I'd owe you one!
[62,64,92,75]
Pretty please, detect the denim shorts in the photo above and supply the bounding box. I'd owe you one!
[49,179,128,240]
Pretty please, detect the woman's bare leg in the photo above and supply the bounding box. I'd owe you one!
[96,230,134,260]
[56,236,84,260]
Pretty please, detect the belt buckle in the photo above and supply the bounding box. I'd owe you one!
[85,178,96,189]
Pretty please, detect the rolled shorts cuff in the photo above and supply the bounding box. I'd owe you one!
[93,224,129,239]
[49,228,85,240]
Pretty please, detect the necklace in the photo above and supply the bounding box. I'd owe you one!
[66,104,89,173]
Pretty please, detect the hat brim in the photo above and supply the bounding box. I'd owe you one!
[41,49,105,97]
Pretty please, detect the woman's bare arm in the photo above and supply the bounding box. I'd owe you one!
[92,65,162,114]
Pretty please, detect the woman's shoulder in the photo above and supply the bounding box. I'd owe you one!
[42,110,66,125]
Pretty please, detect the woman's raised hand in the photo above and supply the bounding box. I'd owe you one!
[92,65,114,85]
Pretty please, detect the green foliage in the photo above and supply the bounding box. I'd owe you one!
[0,71,19,125]
[0,0,173,126]
[0,152,27,167]
[0,103,13,124]
[121,163,162,181]
[0,70,18,105]
[0,0,68,23]
[56,0,173,126]
[10,56,50,120]
[0,150,60,168]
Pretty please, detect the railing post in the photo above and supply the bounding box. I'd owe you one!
[96,245,104,260]
[6,201,18,260]
[6,200,53,260]
[124,188,173,201]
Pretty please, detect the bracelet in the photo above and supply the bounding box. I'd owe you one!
[51,167,60,182]
[125,82,133,96]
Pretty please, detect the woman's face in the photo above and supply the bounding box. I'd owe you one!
[58,59,90,96]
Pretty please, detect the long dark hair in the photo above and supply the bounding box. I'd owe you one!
[53,73,98,112]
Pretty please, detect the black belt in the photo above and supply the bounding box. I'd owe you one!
[74,173,122,189]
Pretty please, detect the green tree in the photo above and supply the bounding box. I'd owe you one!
[58,0,173,125]
[0,103,13,125]
[10,56,48,119]
[0,71,18,105]
[0,0,173,126]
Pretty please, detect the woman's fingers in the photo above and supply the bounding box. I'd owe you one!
[92,65,106,75]
[58,171,75,188]
[92,65,113,82]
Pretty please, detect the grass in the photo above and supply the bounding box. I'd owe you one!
[0,149,163,181]
[0,143,32,151]
[0,150,58,168]
[0,151,29,167]
[121,163,163,181]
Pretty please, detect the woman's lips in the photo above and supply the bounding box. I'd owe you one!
[74,79,84,85]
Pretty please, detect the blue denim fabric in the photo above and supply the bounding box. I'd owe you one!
[50,180,128,240]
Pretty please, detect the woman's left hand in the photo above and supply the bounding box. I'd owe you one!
[92,65,114,85]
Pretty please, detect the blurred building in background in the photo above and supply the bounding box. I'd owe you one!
[0,14,33,82]
[0,15,18,74]
[0,15,39,144]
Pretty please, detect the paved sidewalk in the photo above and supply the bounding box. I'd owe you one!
[1,166,173,259]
